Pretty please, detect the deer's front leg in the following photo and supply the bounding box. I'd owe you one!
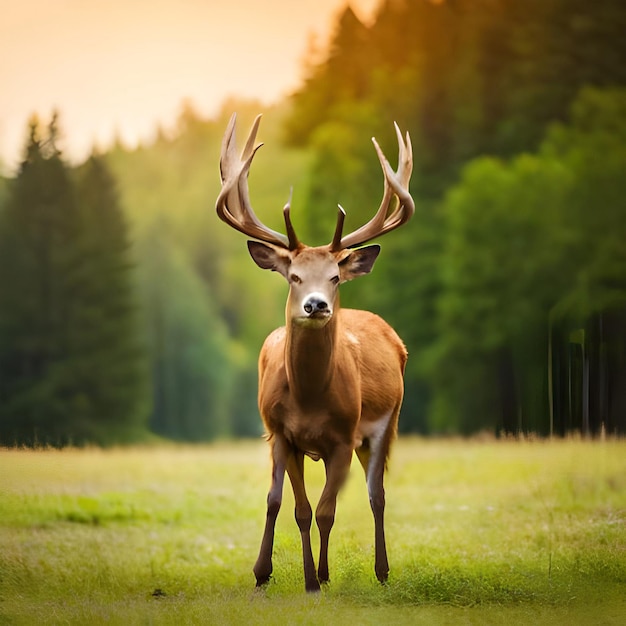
[287,450,319,592]
[253,435,288,587]
[316,444,352,584]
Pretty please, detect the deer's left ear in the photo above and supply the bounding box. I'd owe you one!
[338,245,381,282]
[247,241,292,277]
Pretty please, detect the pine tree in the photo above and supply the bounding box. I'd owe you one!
[0,118,149,445]
[72,155,150,442]
[0,116,81,444]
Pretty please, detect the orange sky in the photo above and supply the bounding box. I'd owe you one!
[0,0,378,172]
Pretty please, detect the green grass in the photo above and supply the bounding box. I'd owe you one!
[0,438,624,624]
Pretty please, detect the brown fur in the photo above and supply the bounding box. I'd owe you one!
[250,244,407,591]
[215,115,414,592]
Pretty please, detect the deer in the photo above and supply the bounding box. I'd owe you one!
[215,113,414,592]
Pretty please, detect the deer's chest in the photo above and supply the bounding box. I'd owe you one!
[264,382,359,460]
[282,410,353,461]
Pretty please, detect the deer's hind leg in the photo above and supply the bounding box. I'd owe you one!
[356,409,398,583]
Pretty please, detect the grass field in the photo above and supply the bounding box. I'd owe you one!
[0,437,624,625]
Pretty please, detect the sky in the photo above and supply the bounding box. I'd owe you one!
[0,0,378,171]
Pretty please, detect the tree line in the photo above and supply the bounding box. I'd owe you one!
[287,0,626,435]
[1,0,624,445]
[0,117,148,445]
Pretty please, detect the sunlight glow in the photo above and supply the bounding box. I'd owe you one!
[0,0,379,171]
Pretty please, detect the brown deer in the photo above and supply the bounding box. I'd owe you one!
[216,113,414,592]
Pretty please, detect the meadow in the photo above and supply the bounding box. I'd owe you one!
[0,437,624,625]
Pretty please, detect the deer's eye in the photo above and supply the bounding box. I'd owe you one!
[330,275,340,285]
[290,274,301,284]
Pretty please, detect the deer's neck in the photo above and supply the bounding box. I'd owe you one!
[285,315,339,405]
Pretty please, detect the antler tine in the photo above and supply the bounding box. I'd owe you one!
[335,123,415,250]
[216,113,293,249]
[282,188,301,250]
[330,205,346,251]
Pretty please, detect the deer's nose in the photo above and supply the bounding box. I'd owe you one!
[303,295,329,315]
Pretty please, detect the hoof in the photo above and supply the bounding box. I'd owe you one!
[376,571,389,584]
[255,574,271,588]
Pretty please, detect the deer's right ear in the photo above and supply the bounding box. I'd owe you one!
[247,241,291,276]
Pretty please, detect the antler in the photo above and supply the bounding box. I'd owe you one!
[330,123,414,251]
[216,113,300,250]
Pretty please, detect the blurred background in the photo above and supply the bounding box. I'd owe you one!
[0,0,625,446]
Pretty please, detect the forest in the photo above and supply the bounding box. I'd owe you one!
[1,0,625,445]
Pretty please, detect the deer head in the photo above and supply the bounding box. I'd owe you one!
[215,114,414,328]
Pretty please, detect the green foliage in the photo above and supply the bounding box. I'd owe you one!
[0,118,149,445]
[284,0,626,435]
[542,88,626,320]
[5,1,624,441]
[428,88,626,434]
[302,102,386,246]
[138,218,235,440]
[105,100,311,440]
[288,0,626,192]
[0,175,8,206]
[0,440,624,623]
